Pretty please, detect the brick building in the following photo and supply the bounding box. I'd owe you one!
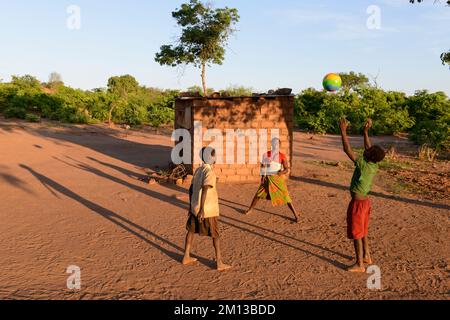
[174,95,294,183]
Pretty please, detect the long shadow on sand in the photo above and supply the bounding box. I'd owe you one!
[85,156,148,181]
[80,157,301,224]
[218,202,352,261]
[33,126,172,169]
[0,170,35,195]
[292,176,450,211]
[53,156,189,211]
[219,198,295,222]
[19,164,215,269]
[64,157,351,270]
[220,216,351,270]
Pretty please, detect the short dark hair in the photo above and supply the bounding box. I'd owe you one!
[200,146,216,164]
[364,146,386,163]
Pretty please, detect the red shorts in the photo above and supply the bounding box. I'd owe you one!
[347,198,371,240]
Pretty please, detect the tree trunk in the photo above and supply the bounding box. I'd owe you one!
[108,104,116,128]
[201,63,207,97]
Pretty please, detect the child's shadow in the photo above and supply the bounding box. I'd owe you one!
[20,163,218,270]
[217,199,352,270]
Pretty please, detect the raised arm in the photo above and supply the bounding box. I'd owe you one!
[339,118,357,162]
[363,119,373,150]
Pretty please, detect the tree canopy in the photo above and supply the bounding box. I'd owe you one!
[441,51,450,65]
[107,75,140,97]
[155,0,240,95]
[338,72,370,91]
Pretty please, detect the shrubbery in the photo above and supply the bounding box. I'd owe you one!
[0,75,179,127]
[0,76,256,128]
[1,74,448,152]
[406,91,450,151]
[295,86,449,152]
[295,87,415,135]
[24,113,41,123]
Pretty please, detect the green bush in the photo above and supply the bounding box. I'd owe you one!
[2,73,447,152]
[295,86,448,152]
[220,85,253,96]
[359,88,414,135]
[295,87,414,135]
[114,95,148,125]
[146,88,178,127]
[406,91,450,151]
[88,89,111,122]
[0,74,177,127]
[4,107,27,119]
[410,119,449,151]
[25,113,41,122]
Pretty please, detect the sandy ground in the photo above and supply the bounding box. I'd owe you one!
[0,120,448,300]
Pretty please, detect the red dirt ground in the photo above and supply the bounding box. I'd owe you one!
[0,119,448,300]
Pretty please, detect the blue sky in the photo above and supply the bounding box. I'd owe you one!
[0,0,449,95]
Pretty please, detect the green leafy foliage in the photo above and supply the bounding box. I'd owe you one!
[156,0,239,68]
[295,85,449,151]
[339,72,369,91]
[441,51,450,66]
[0,74,179,127]
[25,113,41,123]
[107,75,140,97]
[1,72,448,152]
[146,88,179,127]
[220,85,253,97]
[406,91,450,151]
[186,85,215,96]
[155,0,240,94]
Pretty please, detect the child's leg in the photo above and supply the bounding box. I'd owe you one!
[347,239,365,272]
[287,202,300,223]
[245,194,259,215]
[212,238,231,271]
[362,236,372,264]
[182,231,198,265]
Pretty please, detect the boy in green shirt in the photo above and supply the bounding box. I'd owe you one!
[339,118,386,273]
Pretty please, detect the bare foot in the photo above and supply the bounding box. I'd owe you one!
[290,217,300,224]
[363,257,373,264]
[182,257,198,266]
[347,264,366,273]
[217,263,232,272]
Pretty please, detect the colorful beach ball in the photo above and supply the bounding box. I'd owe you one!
[323,73,342,92]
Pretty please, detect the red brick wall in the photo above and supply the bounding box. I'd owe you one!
[175,96,294,183]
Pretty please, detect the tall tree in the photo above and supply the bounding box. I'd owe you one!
[106,75,139,127]
[155,0,239,96]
